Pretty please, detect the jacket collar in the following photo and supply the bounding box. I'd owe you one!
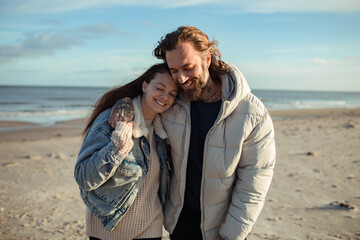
[132,95,168,139]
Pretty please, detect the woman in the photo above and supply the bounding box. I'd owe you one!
[74,63,178,240]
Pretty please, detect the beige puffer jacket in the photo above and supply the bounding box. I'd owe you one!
[161,63,276,240]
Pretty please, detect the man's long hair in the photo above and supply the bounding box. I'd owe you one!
[153,26,229,83]
[84,63,170,134]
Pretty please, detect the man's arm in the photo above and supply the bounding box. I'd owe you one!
[108,97,135,128]
[220,111,276,240]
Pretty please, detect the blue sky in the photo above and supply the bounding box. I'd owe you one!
[0,0,359,92]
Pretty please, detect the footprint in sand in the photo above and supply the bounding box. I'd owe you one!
[1,162,19,167]
[343,122,355,129]
[48,152,67,160]
[329,201,356,210]
[25,155,43,160]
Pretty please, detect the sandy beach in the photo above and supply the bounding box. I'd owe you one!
[0,108,359,240]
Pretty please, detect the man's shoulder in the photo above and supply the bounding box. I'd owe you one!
[224,62,242,75]
[234,92,268,117]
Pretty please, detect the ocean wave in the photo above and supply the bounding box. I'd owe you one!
[0,101,32,105]
[44,97,91,101]
[0,109,90,117]
[266,100,350,110]
[37,104,91,108]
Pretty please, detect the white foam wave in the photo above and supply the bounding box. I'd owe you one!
[0,109,90,117]
[266,100,350,110]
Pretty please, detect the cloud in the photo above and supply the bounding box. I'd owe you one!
[138,21,153,28]
[267,46,330,55]
[39,18,62,25]
[119,32,135,38]
[319,46,329,52]
[311,58,329,65]
[311,55,360,65]
[77,23,115,36]
[236,60,360,91]
[223,0,360,13]
[77,69,115,75]
[0,32,83,63]
[2,0,212,13]
[0,23,115,64]
[2,0,360,14]
[268,48,303,54]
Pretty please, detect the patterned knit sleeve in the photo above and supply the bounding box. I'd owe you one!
[110,121,134,155]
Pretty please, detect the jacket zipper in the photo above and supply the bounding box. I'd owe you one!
[200,102,226,239]
[170,101,192,232]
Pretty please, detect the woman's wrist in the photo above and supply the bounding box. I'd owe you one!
[111,122,133,154]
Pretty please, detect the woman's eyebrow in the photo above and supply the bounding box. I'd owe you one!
[156,83,166,87]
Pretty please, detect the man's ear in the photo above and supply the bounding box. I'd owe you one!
[205,51,211,68]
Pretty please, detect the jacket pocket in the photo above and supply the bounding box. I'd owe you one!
[93,160,143,207]
[115,159,143,182]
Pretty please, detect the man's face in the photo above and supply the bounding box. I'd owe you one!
[165,42,210,101]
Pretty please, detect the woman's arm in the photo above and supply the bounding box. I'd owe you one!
[74,111,133,191]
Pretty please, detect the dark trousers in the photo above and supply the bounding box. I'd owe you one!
[170,204,248,240]
[171,204,203,240]
[90,237,161,240]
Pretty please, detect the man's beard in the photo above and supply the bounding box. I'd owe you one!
[180,64,209,102]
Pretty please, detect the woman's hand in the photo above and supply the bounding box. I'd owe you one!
[110,120,134,155]
[108,97,135,128]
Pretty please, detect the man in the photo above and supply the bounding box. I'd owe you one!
[110,26,276,240]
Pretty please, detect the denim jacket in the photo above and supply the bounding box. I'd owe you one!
[74,96,172,231]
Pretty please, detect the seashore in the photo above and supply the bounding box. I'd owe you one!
[0,108,359,239]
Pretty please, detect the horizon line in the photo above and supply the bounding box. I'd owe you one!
[1,84,359,93]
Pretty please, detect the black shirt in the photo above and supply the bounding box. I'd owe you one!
[184,100,222,211]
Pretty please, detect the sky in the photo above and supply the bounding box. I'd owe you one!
[0,0,360,92]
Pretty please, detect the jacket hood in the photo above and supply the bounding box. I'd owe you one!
[222,63,251,101]
[219,63,251,119]
[132,95,168,139]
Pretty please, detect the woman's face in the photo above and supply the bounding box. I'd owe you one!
[141,72,178,120]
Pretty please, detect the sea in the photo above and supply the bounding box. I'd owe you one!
[1,86,360,126]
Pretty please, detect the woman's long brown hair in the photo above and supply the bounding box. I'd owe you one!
[84,63,170,134]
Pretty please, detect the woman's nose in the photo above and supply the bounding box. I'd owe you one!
[165,92,172,101]
[160,92,169,101]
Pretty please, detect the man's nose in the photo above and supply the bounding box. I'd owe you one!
[177,72,188,85]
